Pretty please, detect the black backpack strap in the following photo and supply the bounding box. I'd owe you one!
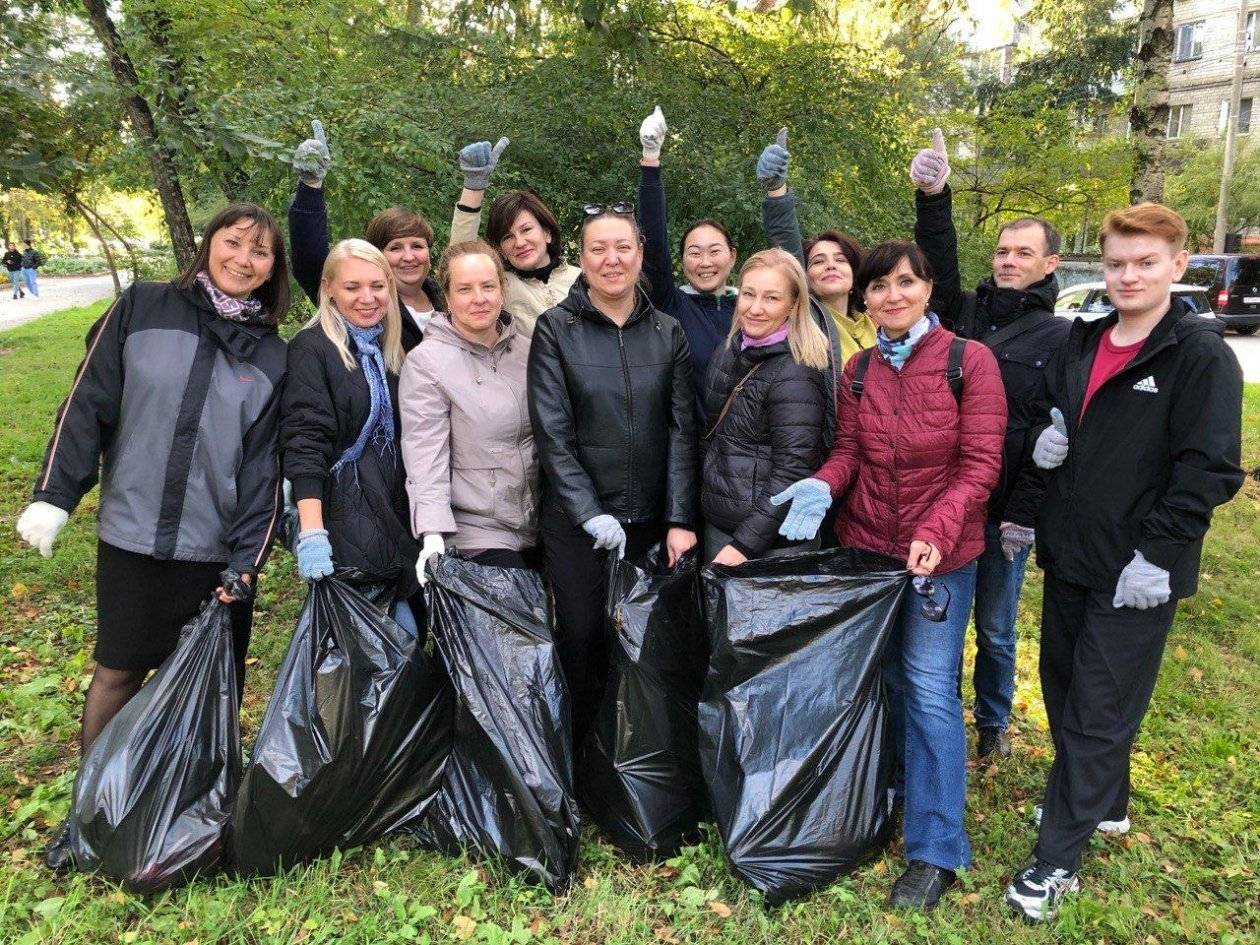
[850,348,873,398]
[946,337,966,406]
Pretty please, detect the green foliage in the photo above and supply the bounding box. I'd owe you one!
[1166,139,1260,246]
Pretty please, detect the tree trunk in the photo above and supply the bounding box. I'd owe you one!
[81,0,198,268]
[71,194,122,296]
[1129,0,1173,204]
[85,202,142,280]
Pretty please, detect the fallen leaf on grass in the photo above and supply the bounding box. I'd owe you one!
[708,900,732,918]
[1189,667,1203,682]
[452,915,477,940]
[654,927,680,944]
[1134,831,1154,845]
[528,915,548,935]
[1160,859,1177,874]
[1141,905,1160,919]
[962,892,980,905]
[583,876,598,889]
[1173,645,1188,661]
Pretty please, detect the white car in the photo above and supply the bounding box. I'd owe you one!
[1055,281,1215,321]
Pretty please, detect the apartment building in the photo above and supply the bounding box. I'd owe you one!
[1168,0,1259,139]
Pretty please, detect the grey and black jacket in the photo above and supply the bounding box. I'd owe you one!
[33,281,288,574]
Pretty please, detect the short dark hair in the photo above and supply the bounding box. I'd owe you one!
[997,217,1061,256]
[486,190,565,264]
[678,218,735,258]
[364,206,434,250]
[176,202,290,322]
[855,240,934,297]
[23,239,32,246]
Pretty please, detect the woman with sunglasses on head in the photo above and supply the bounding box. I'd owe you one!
[771,241,1006,911]
[700,248,829,565]
[450,137,580,335]
[528,205,698,742]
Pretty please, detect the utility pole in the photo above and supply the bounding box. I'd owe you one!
[1214,0,1251,251]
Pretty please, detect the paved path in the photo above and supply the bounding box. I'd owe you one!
[0,274,128,332]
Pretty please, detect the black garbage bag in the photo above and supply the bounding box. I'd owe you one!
[576,545,706,859]
[232,576,450,875]
[415,555,579,892]
[67,598,240,893]
[699,548,909,903]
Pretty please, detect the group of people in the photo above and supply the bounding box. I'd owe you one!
[4,239,43,299]
[14,109,1244,921]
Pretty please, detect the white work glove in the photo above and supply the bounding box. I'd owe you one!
[639,106,667,161]
[293,119,331,187]
[999,522,1035,562]
[16,501,70,558]
[1113,550,1172,610]
[909,128,951,195]
[582,514,627,560]
[459,137,510,191]
[416,534,446,586]
[1032,407,1070,470]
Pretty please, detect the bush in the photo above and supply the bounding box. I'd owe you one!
[40,255,110,276]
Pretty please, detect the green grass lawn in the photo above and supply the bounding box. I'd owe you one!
[1,301,1258,945]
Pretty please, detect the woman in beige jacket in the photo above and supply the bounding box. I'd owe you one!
[449,138,579,336]
[399,239,539,584]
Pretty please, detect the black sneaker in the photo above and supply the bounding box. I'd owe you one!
[1005,859,1080,920]
[889,860,956,911]
[42,819,75,874]
[976,726,1011,758]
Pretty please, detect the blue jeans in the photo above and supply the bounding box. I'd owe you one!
[884,560,977,871]
[7,270,20,297]
[969,523,1030,730]
[21,268,38,296]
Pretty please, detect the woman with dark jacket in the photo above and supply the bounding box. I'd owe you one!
[290,120,444,350]
[16,203,290,865]
[528,207,698,741]
[701,249,829,564]
[282,239,420,630]
[772,241,1007,911]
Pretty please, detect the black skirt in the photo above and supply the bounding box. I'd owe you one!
[94,540,253,671]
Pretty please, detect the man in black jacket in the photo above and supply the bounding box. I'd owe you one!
[4,242,24,298]
[1003,203,1243,921]
[910,129,1070,760]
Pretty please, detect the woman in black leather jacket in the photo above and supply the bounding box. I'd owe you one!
[527,206,698,741]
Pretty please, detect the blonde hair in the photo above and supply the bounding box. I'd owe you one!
[729,248,830,371]
[309,239,404,374]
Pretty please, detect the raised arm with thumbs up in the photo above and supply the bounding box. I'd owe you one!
[293,119,331,188]
[459,136,510,192]
[909,128,951,195]
[756,127,790,193]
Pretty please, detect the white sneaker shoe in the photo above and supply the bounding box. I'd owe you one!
[1006,859,1080,921]
[1034,804,1130,835]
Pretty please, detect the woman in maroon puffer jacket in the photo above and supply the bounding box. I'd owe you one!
[773,240,1006,911]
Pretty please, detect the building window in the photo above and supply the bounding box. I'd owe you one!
[1175,21,1205,60]
[1248,11,1259,51]
[1168,103,1192,139]
[1241,98,1253,135]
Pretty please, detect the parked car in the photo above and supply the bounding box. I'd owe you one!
[1055,256,1105,290]
[1055,282,1215,322]
[1180,254,1260,335]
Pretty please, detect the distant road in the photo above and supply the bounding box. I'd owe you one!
[1228,334,1260,384]
[0,274,128,332]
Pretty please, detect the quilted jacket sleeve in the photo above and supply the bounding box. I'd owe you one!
[281,331,339,502]
[664,321,699,528]
[912,341,1007,558]
[814,355,864,499]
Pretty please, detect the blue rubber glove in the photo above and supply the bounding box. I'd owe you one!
[756,127,789,192]
[293,119,331,187]
[459,137,509,191]
[770,477,832,541]
[1112,551,1172,610]
[296,528,334,581]
[582,514,627,560]
[1032,407,1069,470]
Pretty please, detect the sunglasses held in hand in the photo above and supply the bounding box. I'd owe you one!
[912,575,951,622]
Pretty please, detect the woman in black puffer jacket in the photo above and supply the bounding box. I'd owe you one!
[701,248,830,565]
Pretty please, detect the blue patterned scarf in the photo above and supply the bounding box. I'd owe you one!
[877,312,938,371]
[330,319,395,479]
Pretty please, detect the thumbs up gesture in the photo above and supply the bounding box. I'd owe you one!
[909,127,951,195]
[458,136,510,192]
[293,119,332,187]
[639,106,667,161]
[756,127,790,192]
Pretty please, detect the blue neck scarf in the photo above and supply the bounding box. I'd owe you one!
[877,312,938,371]
[330,319,395,479]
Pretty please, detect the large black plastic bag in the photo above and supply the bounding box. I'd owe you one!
[232,576,450,874]
[577,545,706,859]
[699,548,908,903]
[67,598,240,893]
[415,555,579,891]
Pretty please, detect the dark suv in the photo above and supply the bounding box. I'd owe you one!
[1182,254,1260,334]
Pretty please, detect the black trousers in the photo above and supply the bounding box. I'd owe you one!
[1035,569,1176,871]
[540,501,662,744]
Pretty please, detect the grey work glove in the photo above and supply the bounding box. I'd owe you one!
[756,127,790,192]
[293,119,331,187]
[1113,550,1172,610]
[909,127,950,194]
[998,522,1035,562]
[770,477,832,541]
[458,137,509,191]
[1032,407,1070,470]
[582,513,627,560]
[639,106,667,161]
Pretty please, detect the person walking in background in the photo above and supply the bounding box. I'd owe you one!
[528,205,697,742]
[700,248,829,564]
[772,241,1007,911]
[1002,204,1244,921]
[290,120,443,351]
[21,239,43,298]
[909,128,1070,761]
[450,137,579,334]
[400,239,538,580]
[4,242,24,298]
